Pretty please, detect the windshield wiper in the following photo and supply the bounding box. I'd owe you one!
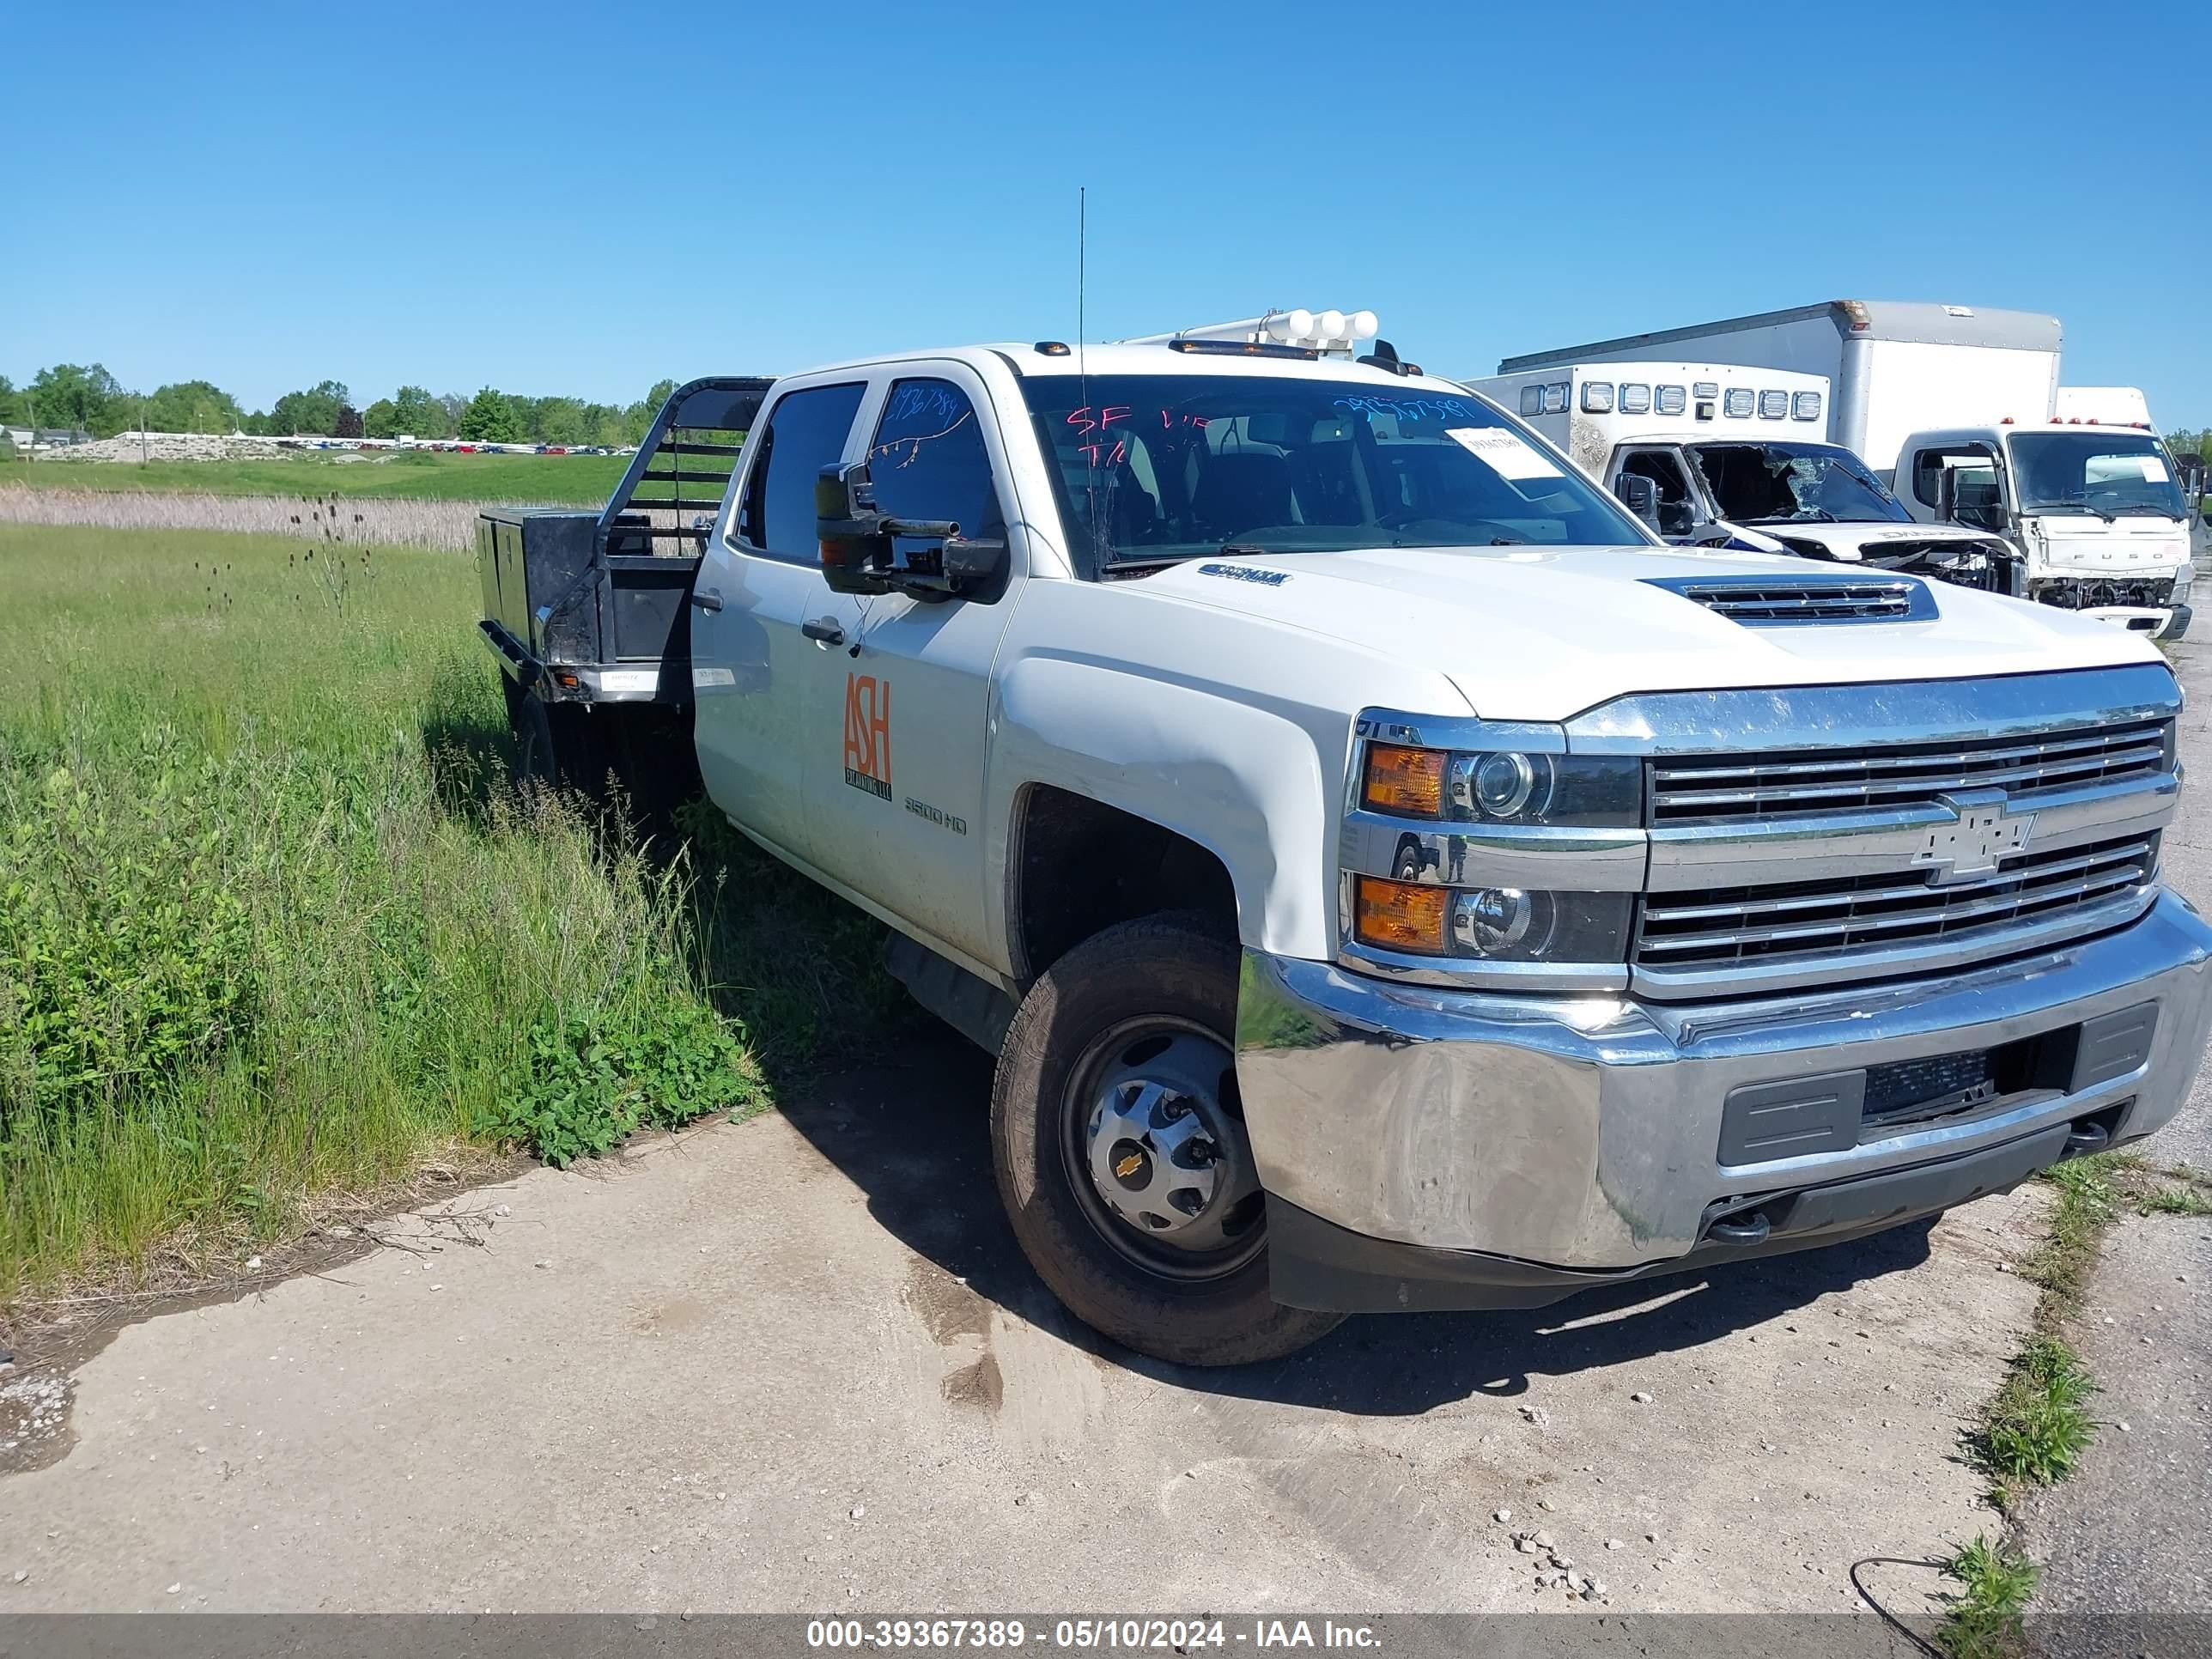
[1102,552,1200,574]
[1744,510,1838,524]
[2027,502,2113,521]
[2111,505,2183,519]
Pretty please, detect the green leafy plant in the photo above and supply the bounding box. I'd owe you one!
[1978,1335,2096,1490]
[1937,1535,2038,1659]
[1,755,261,1127]
[477,1000,757,1168]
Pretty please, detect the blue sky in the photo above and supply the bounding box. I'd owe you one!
[6,2,2209,424]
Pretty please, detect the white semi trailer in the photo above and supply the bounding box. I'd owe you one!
[1497,301,2193,638]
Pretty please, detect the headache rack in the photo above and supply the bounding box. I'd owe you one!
[477,375,772,706]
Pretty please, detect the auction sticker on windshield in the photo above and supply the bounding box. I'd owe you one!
[1446,426,1563,481]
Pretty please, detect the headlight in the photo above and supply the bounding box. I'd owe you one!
[1470,751,1536,817]
[2173,562,2194,604]
[1452,888,1633,962]
[1363,742,1641,826]
[1350,876,1632,963]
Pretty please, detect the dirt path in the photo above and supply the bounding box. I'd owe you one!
[2,1037,2042,1621]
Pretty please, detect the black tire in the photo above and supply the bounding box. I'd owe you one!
[989,915,1346,1366]
[506,679,560,788]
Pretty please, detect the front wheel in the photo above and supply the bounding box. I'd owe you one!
[989,916,1345,1366]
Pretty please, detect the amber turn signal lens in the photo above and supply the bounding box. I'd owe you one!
[1352,875,1449,955]
[1363,743,1445,817]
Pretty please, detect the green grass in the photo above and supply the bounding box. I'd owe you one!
[5,447,626,502]
[2019,1151,2133,1310]
[1977,1335,2097,1492]
[1937,1535,2038,1659]
[0,521,896,1307]
[2142,1181,2212,1217]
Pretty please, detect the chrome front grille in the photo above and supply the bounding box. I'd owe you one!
[1651,720,2172,823]
[1637,833,2159,977]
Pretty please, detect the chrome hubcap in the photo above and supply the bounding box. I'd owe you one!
[1073,1023,1263,1273]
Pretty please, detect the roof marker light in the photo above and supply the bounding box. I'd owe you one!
[1759,390,1790,420]
[1723,388,1755,418]
[1581,381,1614,414]
[1619,383,1651,415]
[1543,382,1569,414]
[1656,385,1686,416]
[1790,391,1821,422]
[1520,385,1544,416]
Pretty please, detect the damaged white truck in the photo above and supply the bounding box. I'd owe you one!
[479,318,2212,1365]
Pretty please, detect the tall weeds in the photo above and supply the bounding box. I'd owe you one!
[0,484,480,551]
[0,522,879,1303]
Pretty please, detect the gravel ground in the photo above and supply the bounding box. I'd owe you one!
[2008,525,2212,1647]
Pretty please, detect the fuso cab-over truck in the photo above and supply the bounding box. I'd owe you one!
[480,315,2212,1365]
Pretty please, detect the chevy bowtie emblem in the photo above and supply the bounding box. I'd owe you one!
[1114,1152,1146,1181]
[1914,790,2036,884]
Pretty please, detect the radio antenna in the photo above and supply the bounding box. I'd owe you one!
[1077,185,1089,407]
[1078,185,1100,562]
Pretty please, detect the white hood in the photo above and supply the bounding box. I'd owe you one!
[1146,544,2165,724]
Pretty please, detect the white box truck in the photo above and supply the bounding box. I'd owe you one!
[1497,301,2193,638]
[1468,360,2015,592]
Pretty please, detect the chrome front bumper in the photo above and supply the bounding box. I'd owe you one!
[1236,892,2212,1273]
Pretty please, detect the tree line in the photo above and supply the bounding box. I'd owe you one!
[0,364,680,447]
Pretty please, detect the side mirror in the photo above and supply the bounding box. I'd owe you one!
[813,460,1008,601]
[1613,473,1665,536]
[816,462,894,596]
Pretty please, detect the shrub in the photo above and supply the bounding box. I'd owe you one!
[0,752,260,1127]
[477,1001,757,1168]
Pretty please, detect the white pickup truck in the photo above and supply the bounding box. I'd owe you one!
[480,331,2212,1366]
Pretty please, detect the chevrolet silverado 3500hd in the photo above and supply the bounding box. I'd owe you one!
[479,320,2212,1366]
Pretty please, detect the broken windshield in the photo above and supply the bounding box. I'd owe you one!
[1686,441,1912,526]
[1018,374,1649,576]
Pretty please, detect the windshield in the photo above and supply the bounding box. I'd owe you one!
[1018,374,1649,574]
[2008,432,2188,518]
[1686,441,1911,525]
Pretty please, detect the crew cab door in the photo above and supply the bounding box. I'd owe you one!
[690,377,869,862]
[802,364,1024,970]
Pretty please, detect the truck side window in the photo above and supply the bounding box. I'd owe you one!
[1912,447,1991,508]
[866,379,1006,541]
[736,381,866,560]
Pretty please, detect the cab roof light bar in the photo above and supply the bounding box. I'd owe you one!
[1121,307,1380,358]
[1168,339,1321,360]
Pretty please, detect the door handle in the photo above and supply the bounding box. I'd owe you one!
[802,617,846,646]
[690,586,724,612]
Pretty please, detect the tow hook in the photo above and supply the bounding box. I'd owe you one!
[1706,1208,1772,1247]
[2061,1118,2112,1159]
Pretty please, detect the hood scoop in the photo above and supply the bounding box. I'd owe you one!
[1644,572,1939,626]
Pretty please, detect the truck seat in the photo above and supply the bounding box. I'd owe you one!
[1193,451,1297,536]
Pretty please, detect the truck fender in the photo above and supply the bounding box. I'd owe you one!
[989,654,1337,963]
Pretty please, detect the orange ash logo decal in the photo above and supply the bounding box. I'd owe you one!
[842,672,891,800]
